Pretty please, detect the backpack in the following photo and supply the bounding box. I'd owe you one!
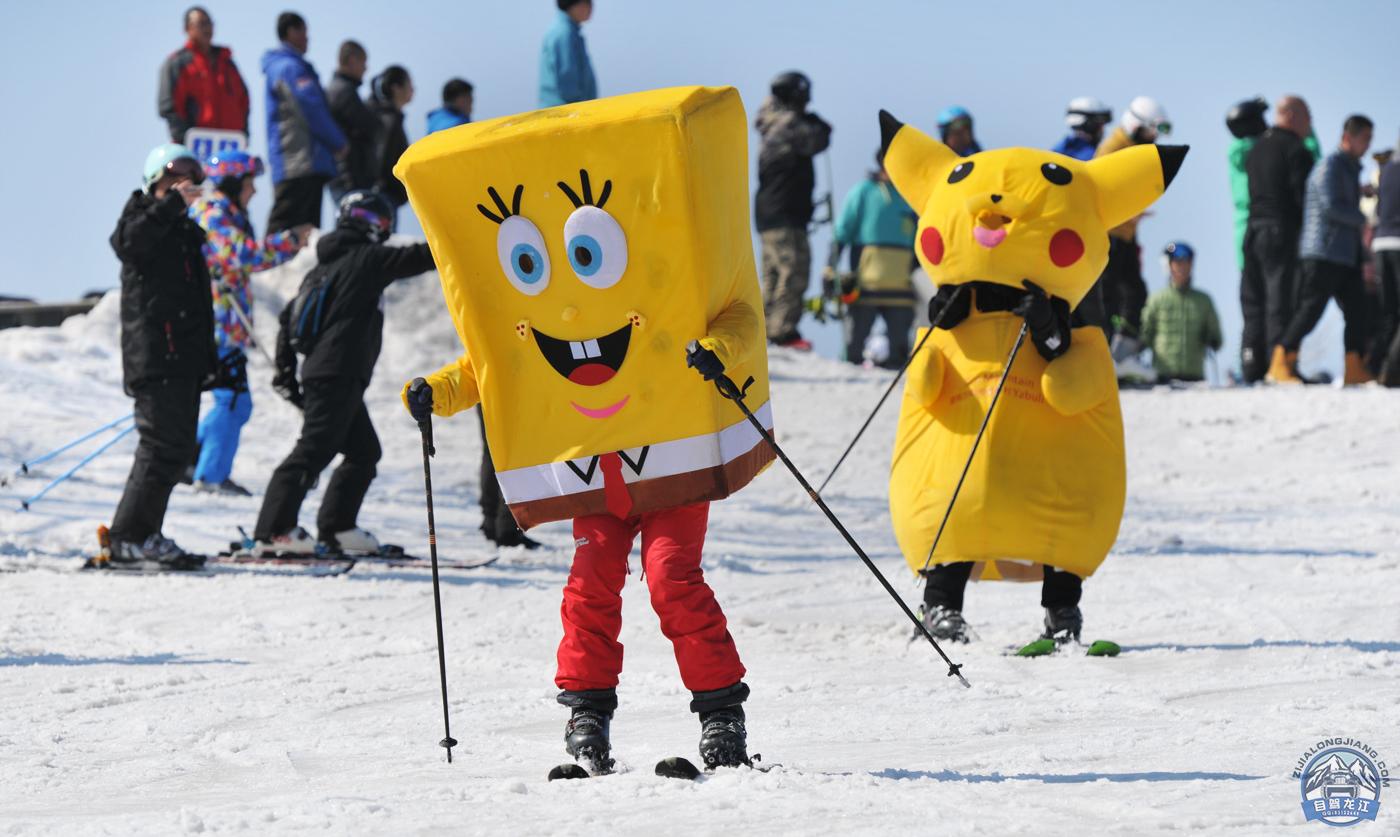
[284,264,335,355]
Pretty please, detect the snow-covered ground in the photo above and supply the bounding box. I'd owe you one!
[1,252,1397,836]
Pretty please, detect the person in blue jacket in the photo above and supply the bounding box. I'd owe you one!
[261,12,346,234]
[1051,97,1112,162]
[426,78,473,134]
[937,106,981,157]
[538,0,597,108]
[824,149,919,367]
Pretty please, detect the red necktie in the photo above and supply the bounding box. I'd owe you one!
[598,452,634,519]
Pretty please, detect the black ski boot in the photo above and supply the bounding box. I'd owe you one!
[557,689,616,775]
[1042,605,1083,646]
[564,706,614,773]
[692,682,750,769]
[917,604,970,643]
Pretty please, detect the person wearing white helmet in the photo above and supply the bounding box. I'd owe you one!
[1051,97,1111,161]
[1081,95,1172,375]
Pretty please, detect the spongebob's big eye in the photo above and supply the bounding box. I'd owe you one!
[1041,162,1073,186]
[947,162,974,184]
[562,205,627,289]
[496,215,550,296]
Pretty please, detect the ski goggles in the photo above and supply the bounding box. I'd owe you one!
[347,207,392,234]
[164,157,206,184]
[204,154,264,181]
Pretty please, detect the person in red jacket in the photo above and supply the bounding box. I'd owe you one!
[158,6,250,143]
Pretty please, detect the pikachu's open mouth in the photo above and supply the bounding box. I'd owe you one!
[973,210,1013,248]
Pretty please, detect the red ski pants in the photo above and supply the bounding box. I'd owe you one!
[555,502,746,693]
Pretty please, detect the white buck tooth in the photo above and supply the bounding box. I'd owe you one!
[584,339,602,358]
[569,341,586,360]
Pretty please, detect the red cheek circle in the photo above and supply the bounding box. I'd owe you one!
[920,226,944,265]
[1049,229,1084,267]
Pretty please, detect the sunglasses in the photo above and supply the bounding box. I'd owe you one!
[166,157,206,185]
[348,206,391,232]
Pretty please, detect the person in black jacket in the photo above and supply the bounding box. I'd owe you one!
[105,144,218,569]
[368,65,414,215]
[326,39,378,203]
[1240,95,1314,383]
[252,191,434,556]
[753,71,831,350]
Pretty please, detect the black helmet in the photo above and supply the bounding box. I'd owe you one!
[770,71,811,108]
[1226,97,1269,139]
[336,190,395,243]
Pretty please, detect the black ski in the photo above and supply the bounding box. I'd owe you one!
[655,756,701,780]
[547,763,593,781]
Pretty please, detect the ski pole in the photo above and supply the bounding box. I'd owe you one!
[18,424,137,511]
[224,293,277,368]
[409,377,458,763]
[2,414,134,487]
[918,322,1029,575]
[816,286,967,494]
[702,363,969,688]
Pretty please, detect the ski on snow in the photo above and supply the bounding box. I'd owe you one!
[546,756,774,781]
[221,538,499,572]
[1011,637,1121,657]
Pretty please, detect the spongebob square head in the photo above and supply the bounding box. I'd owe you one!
[395,86,773,528]
[877,111,1187,308]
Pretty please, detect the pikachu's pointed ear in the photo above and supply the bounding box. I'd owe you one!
[879,109,959,211]
[1087,144,1189,229]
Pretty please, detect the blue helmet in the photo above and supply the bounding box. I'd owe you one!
[142,143,202,192]
[204,150,265,182]
[1164,241,1195,261]
[937,105,972,127]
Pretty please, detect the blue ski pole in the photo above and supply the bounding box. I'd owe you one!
[18,424,137,511]
[2,414,134,486]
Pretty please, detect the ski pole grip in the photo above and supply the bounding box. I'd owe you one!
[409,377,435,456]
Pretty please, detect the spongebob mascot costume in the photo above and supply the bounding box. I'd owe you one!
[878,110,1186,651]
[395,87,772,773]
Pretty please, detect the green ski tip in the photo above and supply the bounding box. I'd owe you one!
[1015,638,1058,657]
[1086,640,1121,657]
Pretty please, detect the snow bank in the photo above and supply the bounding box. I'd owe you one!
[1,242,1398,835]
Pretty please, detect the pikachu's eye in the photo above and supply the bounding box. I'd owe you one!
[947,162,974,184]
[1041,162,1073,186]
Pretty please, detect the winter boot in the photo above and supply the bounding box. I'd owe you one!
[691,682,750,768]
[1266,346,1302,384]
[494,527,543,550]
[563,706,614,774]
[1343,352,1375,386]
[108,533,205,571]
[252,526,318,557]
[1042,605,1083,646]
[917,604,970,643]
[195,479,253,497]
[324,528,381,555]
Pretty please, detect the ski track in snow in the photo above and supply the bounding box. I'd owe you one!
[1,249,1398,836]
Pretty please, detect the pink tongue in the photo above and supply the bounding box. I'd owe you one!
[569,363,616,386]
[973,227,1007,248]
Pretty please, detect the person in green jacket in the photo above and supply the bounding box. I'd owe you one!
[1141,241,1223,382]
[824,149,918,366]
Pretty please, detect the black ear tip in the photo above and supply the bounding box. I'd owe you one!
[878,109,903,155]
[1158,144,1189,189]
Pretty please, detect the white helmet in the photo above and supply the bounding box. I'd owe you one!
[1066,97,1111,129]
[1122,96,1171,138]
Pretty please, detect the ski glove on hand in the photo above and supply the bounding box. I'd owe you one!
[1014,280,1072,361]
[927,284,970,329]
[271,371,303,409]
[406,378,434,424]
[685,340,725,382]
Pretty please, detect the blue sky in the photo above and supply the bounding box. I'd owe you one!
[1,0,1395,372]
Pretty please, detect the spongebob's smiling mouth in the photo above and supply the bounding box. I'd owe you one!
[532,323,632,386]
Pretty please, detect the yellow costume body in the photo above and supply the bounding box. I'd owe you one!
[879,112,1186,580]
[394,87,773,528]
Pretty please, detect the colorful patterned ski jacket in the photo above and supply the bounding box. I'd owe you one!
[189,194,300,352]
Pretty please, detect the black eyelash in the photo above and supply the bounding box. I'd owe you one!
[558,169,612,210]
[476,184,524,225]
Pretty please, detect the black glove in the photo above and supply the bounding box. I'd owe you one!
[685,340,725,382]
[1014,280,1072,361]
[272,370,303,409]
[927,284,970,329]
[210,351,248,392]
[407,377,434,424]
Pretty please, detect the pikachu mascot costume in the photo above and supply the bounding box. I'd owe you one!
[395,87,772,773]
[879,110,1186,648]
